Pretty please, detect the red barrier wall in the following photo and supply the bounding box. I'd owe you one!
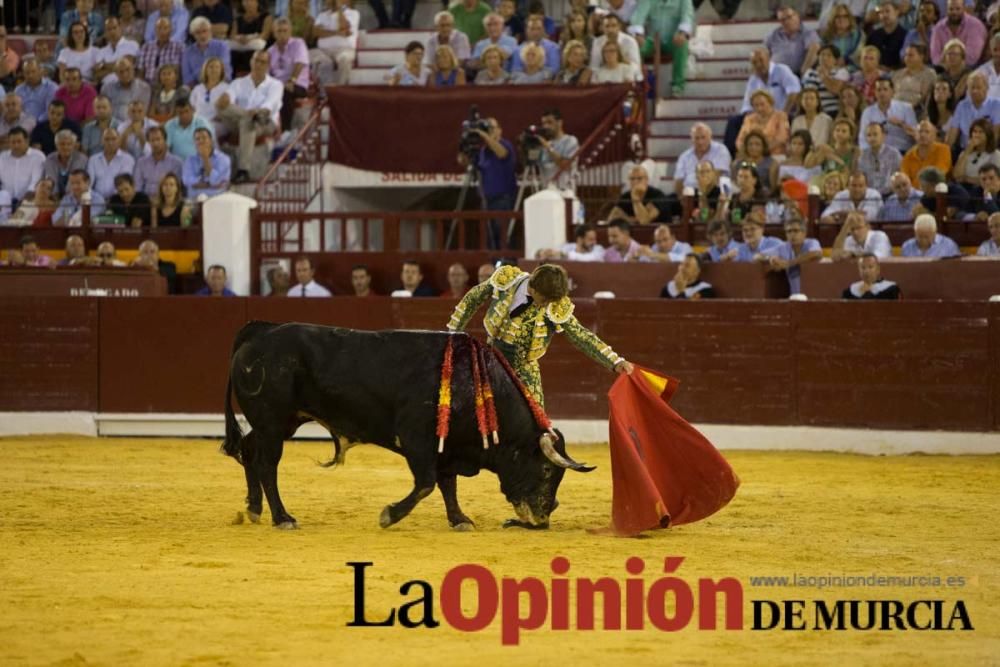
[1,298,997,431]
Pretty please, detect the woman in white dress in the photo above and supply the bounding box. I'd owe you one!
[190,57,232,138]
[591,41,640,84]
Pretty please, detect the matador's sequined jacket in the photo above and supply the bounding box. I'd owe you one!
[446,266,623,404]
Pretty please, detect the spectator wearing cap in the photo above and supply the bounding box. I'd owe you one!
[900,213,961,257]
[878,171,924,221]
[857,122,902,195]
[929,0,986,66]
[944,72,1000,150]
[842,254,901,299]
[832,210,892,259]
[765,6,820,75]
[865,1,907,69]
[858,76,917,154]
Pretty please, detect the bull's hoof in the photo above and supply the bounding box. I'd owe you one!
[451,521,476,532]
[379,505,394,529]
[502,518,549,530]
[246,511,261,524]
[274,521,299,530]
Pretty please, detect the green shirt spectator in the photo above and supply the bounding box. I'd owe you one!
[450,0,493,45]
[629,0,695,95]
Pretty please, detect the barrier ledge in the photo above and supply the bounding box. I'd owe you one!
[1,413,998,455]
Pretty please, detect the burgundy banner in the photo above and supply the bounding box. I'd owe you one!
[325,85,632,174]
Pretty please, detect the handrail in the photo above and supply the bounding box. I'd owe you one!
[253,107,324,210]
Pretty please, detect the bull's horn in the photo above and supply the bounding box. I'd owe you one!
[540,434,595,473]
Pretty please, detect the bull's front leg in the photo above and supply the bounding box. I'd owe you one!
[438,473,475,531]
[379,447,436,529]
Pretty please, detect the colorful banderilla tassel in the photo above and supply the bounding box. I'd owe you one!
[477,343,499,445]
[436,336,455,453]
[470,342,489,449]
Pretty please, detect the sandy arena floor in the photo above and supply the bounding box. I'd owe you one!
[0,436,997,666]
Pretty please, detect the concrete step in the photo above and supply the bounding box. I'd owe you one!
[693,19,816,44]
[359,30,433,49]
[348,68,391,85]
[684,78,747,97]
[696,58,752,79]
[357,49,402,67]
[650,117,726,136]
[655,97,742,118]
[648,137,691,159]
[709,42,763,59]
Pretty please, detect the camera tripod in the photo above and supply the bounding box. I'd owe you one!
[447,161,481,249]
[507,162,544,245]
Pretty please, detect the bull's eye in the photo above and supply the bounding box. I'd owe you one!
[542,464,554,479]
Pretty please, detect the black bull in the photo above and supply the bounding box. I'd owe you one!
[222,322,595,530]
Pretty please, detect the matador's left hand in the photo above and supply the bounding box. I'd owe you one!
[616,360,634,375]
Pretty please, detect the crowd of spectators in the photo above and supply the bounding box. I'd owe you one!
[384,0,691,91]
[0,0,324,232]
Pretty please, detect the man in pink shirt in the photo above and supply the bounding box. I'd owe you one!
[930,0,986,66]
[268,18,311,136]
[603,219,641,262]
[20,236,54,268]
[53,68,98,125]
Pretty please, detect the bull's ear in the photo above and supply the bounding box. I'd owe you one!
[540,433,595,473]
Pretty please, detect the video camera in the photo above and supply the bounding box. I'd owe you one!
[459,105,491,159]
[518,124,552,166]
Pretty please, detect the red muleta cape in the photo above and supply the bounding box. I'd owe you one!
[604,366,740,536]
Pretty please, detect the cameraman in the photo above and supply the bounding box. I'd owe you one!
[538,108,578,190]
[458,117,516,247]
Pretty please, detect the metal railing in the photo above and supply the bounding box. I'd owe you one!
[253,107,325,214]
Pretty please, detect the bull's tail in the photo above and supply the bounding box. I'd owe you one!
[220,321,281,465]
[221,373,244,464]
